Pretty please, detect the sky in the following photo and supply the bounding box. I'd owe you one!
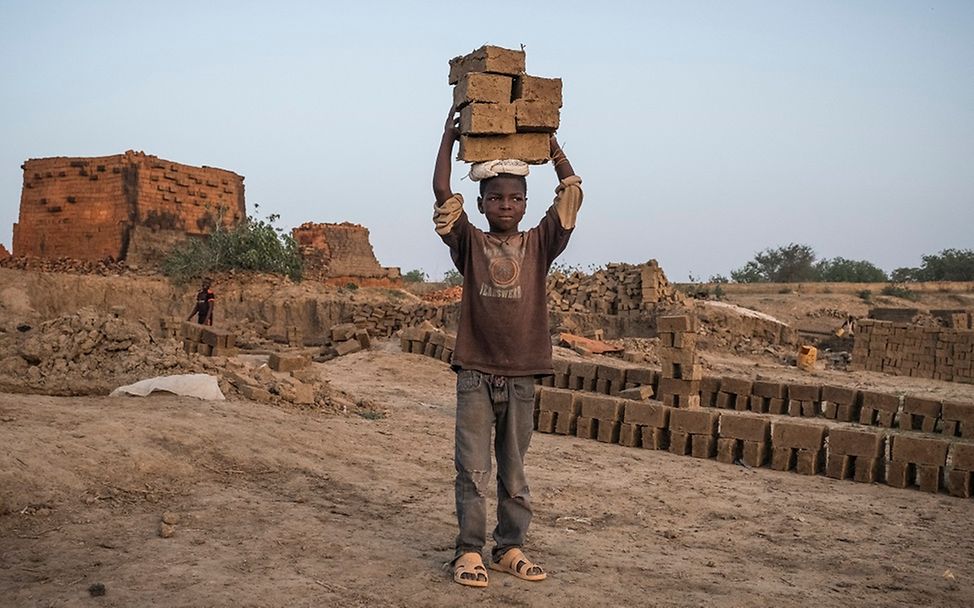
[1,0,972,282]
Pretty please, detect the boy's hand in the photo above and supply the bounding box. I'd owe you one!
[444,105,460,142]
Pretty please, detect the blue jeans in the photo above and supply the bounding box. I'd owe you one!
[453,369,536,562]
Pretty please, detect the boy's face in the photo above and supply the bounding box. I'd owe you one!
[477,176,527,234]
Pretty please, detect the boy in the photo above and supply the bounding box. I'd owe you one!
[187,277,215,326]
[432,106,582,588]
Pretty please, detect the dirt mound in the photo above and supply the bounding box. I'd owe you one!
[0,308,194,395]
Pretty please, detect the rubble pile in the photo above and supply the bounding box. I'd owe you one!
[0,308,195,395]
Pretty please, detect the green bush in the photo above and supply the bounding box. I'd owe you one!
[163,212,302,283]
[858,289,872,302]
[881,285,920,301]
[443,269,463,286]
[403,269,427,283]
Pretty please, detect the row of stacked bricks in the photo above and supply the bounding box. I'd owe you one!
[533,387,974,498]
[657,315,701,408]
[700,375,974,440]
[450,45,561,163]
[181,322,237,357]
[539,356,656,399]
[852,319,974,383]
[399,326,456,364]
[350,301,448,338]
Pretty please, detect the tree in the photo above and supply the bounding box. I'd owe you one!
[730,243,817,283]
[917,248,974,281]
[814,257,887,282]
[443,269,463,286]
[403,269,427,283]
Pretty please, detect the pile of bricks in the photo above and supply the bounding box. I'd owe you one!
[852,319,974,383]
[450,45,560,164]
[399,326,456,364]
[292,222,400,282]
[931,309,974,330]
[533,386,974,498]
[657,315,701,408]
[181,322,237,357]
[317,323,371,361]
[546,260,681,315]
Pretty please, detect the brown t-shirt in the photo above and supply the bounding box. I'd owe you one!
[433,176,583,376]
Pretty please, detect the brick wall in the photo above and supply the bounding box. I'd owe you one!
[13,150,245,261]
[852,319,974,383]
[292,222,400,280]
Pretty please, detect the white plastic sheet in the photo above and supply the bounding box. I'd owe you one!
[110,373,225,400]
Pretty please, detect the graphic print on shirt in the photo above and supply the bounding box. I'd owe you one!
[479,234,525,300]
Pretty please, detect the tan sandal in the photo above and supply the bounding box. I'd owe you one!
[490,548,547,581]
[453,552,489,588]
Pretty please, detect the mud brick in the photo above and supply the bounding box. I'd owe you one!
[181,321,203,342]
[861,390,900,413]
[772,421,826,450]
[200,326,231,348]
[453,72,513,107]
[183,339,198,354]
[942,401,974,437]
[536,410,556,433]
[513,99,560,132]
[658,315,696,333]
[752,381,786,399]
[691,434,716,459]
[658,377,700,397]
[570,360,598,391]
[952,442,974,471]
[843,457,884,483]
[597,363,628,385]
[829,428,885,458]
[353,329,371,349]
[539,376,554,387]
[618,385,655,401]
[915,464,943,493]
[786,384,819,402]
[449,45,525,84]
[331,323,358,342]
[822,385,858,405]
[834,401,860,423]
[595,378,610,394]
[512,75,563,106]
[641,427,668,450]
[239,384,273,403]
[579,394,625,421]
[891,435,949,466]
[624,400,669,427]
[768,398,787,415]
[715,392,733,409]
[673,332,697,349]
[553,358,571,388]
[597,420,621,444]
[795,449,823,475]
[700,376,721,394]
[538,387,577,414]
[670,409,719,436]
[701,390,719,408]
[741,441,768,467]
[902,396,941,433]
[428,331,446,346]
[716,437,740,464]
[458,133,550,164]
[334,339,363,357]
[720,377,753,397]
[625,367,656,387]
[946,469,973,498]
[771,447,796,471]
[669,431,691,456]
[210,345,238,357]
[268,353,309,372]
[441,348,454,363]
[787,400,819,418]
[460,102,516,135]
[665,394,701,408]
[619,423,641,447]
[822,402,838,419]
[575,416,598,440]
[887,461,915,489]
[423,341,437,357]
[748,395,769,413]
[719,414,771,443]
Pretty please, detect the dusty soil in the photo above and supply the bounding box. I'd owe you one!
[2,342,972,608]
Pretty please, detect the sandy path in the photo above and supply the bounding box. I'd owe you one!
[1,344,972,607]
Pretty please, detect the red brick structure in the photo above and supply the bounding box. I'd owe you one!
[13,150,245,262]
[292,222,400,284]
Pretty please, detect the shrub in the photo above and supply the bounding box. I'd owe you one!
[163,212,302,283]
[881,285,920,301]
[443,269,463,286]
[858,289,872,302]
[403,269,427,283]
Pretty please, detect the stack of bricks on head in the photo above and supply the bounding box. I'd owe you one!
[450,45,561,163]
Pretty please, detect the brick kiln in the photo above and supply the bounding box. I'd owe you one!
[13,150,245,263]
[291,222,401,284]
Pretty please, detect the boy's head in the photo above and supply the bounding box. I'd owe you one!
[201,277,212,289]
[477,174,528,234]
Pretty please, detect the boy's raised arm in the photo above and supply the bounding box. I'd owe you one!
[433,106,460,204]
[550,135,575,181]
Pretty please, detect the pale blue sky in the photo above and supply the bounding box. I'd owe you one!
[1,0,971,281]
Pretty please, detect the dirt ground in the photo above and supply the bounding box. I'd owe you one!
[2,341,972,608]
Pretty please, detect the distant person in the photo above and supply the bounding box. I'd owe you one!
[187,277,215,326]
[432,106,582,588]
